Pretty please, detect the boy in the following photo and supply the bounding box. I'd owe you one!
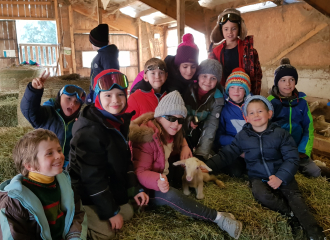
[87,24,120,103]
[267,58,321,178]
[206,95,326,239]
[21,71,86,169]
[0,129,87,239]
[126,58,168,120]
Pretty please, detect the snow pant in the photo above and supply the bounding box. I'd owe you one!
[218,157,246,178]
[299,157,321,178]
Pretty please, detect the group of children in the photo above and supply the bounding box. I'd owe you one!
[0,7,327,240]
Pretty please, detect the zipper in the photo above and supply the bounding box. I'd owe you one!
[194,93,213,122]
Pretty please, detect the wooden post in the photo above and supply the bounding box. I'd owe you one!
[176,0,185,44]
[138,19,143,72]
[97,0,102,24]
[54,0,62,75]
[68,5,77,73]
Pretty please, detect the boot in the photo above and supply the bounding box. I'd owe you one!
[306,226,326,240]
[287,215,305,240]
[215,214,242,239]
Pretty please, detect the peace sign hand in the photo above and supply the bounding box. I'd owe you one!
[31,70,50,89]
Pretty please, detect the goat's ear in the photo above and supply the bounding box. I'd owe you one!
[200,164,212,172]
[173,160,186,166]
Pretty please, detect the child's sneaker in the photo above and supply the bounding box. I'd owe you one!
[215,213,242,239]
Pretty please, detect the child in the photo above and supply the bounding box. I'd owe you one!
[129,91,243,240]
[69,69,149,239]
[267,58,321,178]
[206,96,326,239]
[87,24,120,103]
[213,68,251,176]
[183,59,224,160]
[163,33,199,95]
[20,70,86,169]
[0,129,87,239]
[126,58,168,120]
[209,8,262,95]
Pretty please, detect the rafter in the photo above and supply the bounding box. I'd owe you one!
[304,0,330,17]
[135,8,157,18]
[154,17,175,25]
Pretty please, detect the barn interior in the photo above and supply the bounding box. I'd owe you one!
[0,0,329,239]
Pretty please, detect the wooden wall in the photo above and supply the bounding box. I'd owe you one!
[0,20,18,67]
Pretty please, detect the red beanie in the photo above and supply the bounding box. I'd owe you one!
[174,33,199,66]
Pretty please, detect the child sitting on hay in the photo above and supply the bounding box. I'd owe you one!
[20,70,86,169]
[206,95,326,239]
[129,91,242,240]
[0,129,87,239]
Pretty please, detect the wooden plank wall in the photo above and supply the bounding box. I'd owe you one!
[0,20,18,67]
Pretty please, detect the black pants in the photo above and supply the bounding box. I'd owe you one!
[250,177,321,231]
[219,157,246,178]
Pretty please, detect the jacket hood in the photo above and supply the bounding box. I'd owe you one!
[130,79,167,95]
[243,121,279,133]
[270,85,301,102]
[129,112,158,144]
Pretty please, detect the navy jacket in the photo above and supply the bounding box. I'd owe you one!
[207,122,300,185]
[20,83,75,167]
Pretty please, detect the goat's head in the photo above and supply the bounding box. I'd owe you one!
[173,157,212,182]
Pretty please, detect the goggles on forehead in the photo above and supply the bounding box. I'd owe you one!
[60,85,86,103]
[98,72,129,91]
[162,115,185,124]
[145,65,167,74]
[219,13,241,25]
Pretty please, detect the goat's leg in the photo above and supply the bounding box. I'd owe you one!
[182,177,190,196]
[203,173,225,188]
[196,181,204,199]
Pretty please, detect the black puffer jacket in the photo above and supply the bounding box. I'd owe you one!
[69,105,140,220]
[207,122,300,185]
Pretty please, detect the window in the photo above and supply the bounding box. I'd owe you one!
[82,51,131,68]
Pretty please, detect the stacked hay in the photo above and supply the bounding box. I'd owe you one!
[0,93,18,127]
[0,65,45,92]
[18,74,90,127]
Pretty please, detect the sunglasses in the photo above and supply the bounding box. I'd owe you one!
[219,13,241,25]
[60,85,86,103]
[145,65,167,74]
[162,115,185,124]
[98,72,128,91]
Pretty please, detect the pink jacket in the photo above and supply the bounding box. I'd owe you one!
[129,112,166,191]
[130,71,144,91]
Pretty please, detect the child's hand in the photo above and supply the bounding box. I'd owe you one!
[267,175,282,189]
[180,145,192,160]
[190,121,198,129]
[240,152,245,158]
[157,174,169,193]
[31,70,50,89]
[134,192,149,206]
[109,213,123,230]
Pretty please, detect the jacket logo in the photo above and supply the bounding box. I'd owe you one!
[94,63,98,68]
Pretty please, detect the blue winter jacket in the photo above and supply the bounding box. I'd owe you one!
[267,88,314,157]
[207,122,300,185]
[214,94,247,149]
[20,83,75,168]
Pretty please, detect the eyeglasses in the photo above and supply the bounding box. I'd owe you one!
[145,65,167,73]
[162,115,185,124]
[60,85,86,103]
[98,72,128,91]
[219,13,241,25]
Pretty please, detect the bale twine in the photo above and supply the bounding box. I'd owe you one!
[0,65,46,92]
[18,74,90,127]
[0,93,18,127]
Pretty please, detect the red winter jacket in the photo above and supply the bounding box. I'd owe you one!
[209,36,262,95]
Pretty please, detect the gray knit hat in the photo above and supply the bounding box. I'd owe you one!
[243,95,274,118]
[197,59,223,83]
[154,91,187,118]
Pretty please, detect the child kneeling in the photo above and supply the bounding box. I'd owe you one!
[129,91,242,239]
[0,129,87,239]
[207,96,325,239]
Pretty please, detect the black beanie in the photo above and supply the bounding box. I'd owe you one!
[89,24,109,48]
[274,58,298,86]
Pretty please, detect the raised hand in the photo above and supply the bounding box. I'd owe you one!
[31,70,50,89]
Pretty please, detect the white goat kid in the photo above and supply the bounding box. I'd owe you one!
[173,157,225,199]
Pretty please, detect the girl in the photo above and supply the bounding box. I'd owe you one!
[183,59,224,160]
[69,69,148,239]
[129,91,242,240]
[209,8,262,95]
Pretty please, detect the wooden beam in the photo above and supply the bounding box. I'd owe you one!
[154,17,175,25]
[0,1,51,4]
[54,0,62,75]
[68,5,77,73]
[97,0,102,24]
[0,16,55,20]
[138,0,206,34]
[74,29,128,34]
[267,23,328,65]
[146,24,154,57]
[177,0,185,45]
[304,0,330,17]
[135,8,157,18]
[108,0,138,14]
[138,19,143,72]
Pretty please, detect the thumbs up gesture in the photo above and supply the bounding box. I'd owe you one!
[31,70,50,89]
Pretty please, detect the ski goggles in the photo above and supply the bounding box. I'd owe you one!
[144,64,167,73]
[162,115,185,124]
[60,85,86,103]
[219,13,241,25]
[98,72,128,91]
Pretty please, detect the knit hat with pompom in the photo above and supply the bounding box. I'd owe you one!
[274,58,298,86]
[225,68,251,95]
[174,33,199,66]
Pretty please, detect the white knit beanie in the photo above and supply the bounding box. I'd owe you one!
[154,91,187,118]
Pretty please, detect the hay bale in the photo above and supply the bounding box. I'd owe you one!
[0,94,18,127]
[0,65,45,92]
[18,74,90,127]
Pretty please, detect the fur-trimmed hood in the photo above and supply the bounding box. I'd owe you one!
[129,112,158,144]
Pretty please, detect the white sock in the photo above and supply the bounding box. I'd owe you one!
[214,212,222,222]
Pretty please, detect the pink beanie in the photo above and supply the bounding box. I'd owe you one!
[174,33,199,66]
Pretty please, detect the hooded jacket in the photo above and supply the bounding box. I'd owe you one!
[0,171,87,240]
[183,83,224,159]
[267,87,314,157]
[126,80,167,120]
[20,83,78,167]
[209,36,262,95]
[207,122,300,185]
[69,105,141,220]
